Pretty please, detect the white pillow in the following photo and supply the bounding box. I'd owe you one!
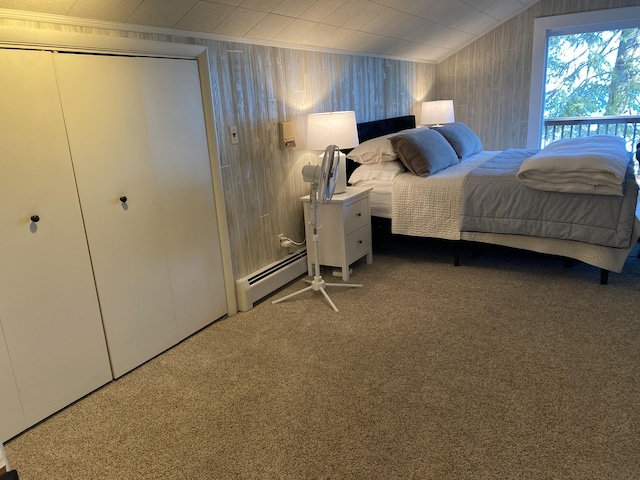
[346,134,397,164]
[346,127,429,164]
[349,161,406,184]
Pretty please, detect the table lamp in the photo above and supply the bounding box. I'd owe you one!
[306,111,359,194]
[420,100,455,126]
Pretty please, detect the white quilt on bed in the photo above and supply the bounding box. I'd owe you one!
[516,135,630,196]
[392,152,493,239]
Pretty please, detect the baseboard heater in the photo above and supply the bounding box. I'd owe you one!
[235,249,307,311]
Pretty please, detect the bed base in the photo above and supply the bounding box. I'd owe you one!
[373,216,611,284]
[454,239,610,284]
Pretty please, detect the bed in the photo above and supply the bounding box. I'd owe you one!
[345,115,640,284]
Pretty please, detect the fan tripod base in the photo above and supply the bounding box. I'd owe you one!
[272,274,362,312]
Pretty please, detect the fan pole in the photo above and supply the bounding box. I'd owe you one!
[272,173,363,312]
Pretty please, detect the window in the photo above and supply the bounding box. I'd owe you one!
[545,29,640,118]
[542,28,640,151]
[527,6,640,149]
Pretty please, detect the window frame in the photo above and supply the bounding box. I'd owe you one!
[526,6,640,148]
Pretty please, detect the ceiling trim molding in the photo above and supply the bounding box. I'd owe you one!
[0,8,436,64]
[0,8,206,57]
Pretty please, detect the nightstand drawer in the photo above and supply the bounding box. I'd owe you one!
[344,198,369,233]
[346,224,371,260]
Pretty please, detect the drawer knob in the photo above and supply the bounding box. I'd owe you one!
[358,240,363,244]
[30,215,40,223]
[119,196,128,203]
[356,212,362,217]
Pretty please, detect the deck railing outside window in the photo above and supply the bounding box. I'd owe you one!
[543,115,640,174]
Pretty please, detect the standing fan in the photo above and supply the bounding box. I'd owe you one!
[315,144,339,203]
[272,145,362,312]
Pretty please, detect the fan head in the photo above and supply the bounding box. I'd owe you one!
[319,145,339,203]
[300,145,340,203]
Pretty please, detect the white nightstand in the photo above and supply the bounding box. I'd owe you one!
[302,187,373,281]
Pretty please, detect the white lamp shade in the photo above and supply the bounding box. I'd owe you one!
[306,111,358,195]
[306,111,359,151]
[420,100,455,125]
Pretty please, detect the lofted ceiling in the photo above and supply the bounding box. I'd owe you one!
[0,0,538,63]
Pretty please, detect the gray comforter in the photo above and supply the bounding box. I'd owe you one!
[460,149,638,248]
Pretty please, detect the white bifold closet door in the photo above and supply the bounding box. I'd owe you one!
[134,56,227,341]
[53,53,227,378]
[0,49,113,440]
[0,325,24,441]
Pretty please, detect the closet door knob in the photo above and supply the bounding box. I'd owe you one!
[119,196,128,203]
[30,215,40,223]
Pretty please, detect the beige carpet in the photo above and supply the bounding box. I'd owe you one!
[6,237,640,479]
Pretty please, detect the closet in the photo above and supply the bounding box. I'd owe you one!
[0,48,228,441]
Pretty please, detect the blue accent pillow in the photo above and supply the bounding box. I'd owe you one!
[390,128,458,177]
[434,122,483,159]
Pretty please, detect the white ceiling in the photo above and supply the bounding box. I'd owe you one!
[0,0,539,63]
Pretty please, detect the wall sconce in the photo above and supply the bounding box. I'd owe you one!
[279,121,297,149]
[420,100,455,126]
[306,111,359,194]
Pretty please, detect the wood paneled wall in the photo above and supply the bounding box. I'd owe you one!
[203,41,435,278]
[436,0,640,151]
[0,15,435,279]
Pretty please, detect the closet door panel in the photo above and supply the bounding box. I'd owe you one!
[138,57,228,339]
[0,326,24,442]
[0,49,112,428]
[53,54,179,378]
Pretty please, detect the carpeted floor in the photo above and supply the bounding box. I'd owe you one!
[5,236,640,479]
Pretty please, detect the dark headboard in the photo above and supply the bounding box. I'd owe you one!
[345,115,416,183]
[356,115,416,143]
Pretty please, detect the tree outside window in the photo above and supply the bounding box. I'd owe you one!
[543,28,640,165]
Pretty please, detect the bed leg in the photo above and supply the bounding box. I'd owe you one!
[600,269,609,285]
[454,251,460,267]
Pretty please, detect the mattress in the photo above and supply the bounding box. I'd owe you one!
[353,179,393,218]
[362,151,640,273]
